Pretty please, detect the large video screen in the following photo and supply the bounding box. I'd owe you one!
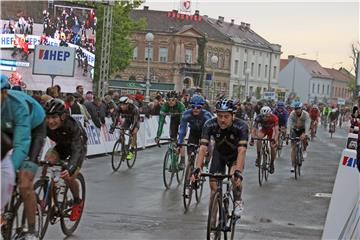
[0,3,96,94]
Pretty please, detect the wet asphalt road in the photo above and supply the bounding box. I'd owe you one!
[44,124,347,240]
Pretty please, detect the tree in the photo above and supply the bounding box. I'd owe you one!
[93,1,146,90]
[349,42,359,99]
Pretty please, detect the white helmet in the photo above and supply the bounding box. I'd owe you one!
[260,106,272,115]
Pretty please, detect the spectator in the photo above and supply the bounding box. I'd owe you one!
[85,91,93,102]
[53,85,61,98]
[147,95,162,116]
[84,96,103,128]
[112,91,120,105]
[76,85,84,96]
[74,93,92,125]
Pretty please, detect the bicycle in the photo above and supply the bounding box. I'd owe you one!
[329,120,336,138]
[288,137,303,180]
[34,161,86,238]
[277,128,285,158]
[158,138,185,189]
[202,173,241,240]
[181,143,206,212]
[1,178,43,240]
[253,138,273,186]
[310,120,317,141]
[111,126,137,171]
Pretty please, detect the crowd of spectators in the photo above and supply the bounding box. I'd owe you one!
[1,15,34,34]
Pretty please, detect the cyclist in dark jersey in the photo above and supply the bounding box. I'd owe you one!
[177,95,213,168]
[191,98,249,217]
[44,99,87,222]
[273,101,288,140]
[250,106,279,173]
[110,96,140,160]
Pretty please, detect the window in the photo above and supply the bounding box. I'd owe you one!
[265,65,268,78]
[145,46,153,61]
[244,49,247,54]
[236,47,239,52]
[159,47,168,62]
[274,54,278,59]
[207,50,212,64]
[327,85,329,95]
[322,84,324,94]
[132,46,138,60]
[263,88,267,93]
[253,50,255,55]
[267,53,269,58]
[185,49,193,63]
[312,83,315,93]
[260,52,262,57]
[234,60,239,75]
[317,84,320,94]
[243,61,247,74]
[249,86,253,95]
[273,66,277,78]
[251,62,254,76]
[258,64,261,77]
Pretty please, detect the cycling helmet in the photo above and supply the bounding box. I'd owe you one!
[292,101,303,109]
[1,75,10,89]
[215,98,235,112]
[119,96,130,104]
[45,98,65,115]
[260,106,272,115]
[190,95,205,106]
[313,104,318,109]
[276,101,285,108]
[166,90,178,99]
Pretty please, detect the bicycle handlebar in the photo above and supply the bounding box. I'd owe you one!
[252,138,275,142]
[38,160,68,170]
[201,173,232,179]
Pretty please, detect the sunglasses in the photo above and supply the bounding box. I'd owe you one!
[168,98,177,102]
[191,105,202,109]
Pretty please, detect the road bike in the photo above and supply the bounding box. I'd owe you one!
[277,128,286,158]
[34,161,86,238]
[310,120,317,141]
[253,138,273,186]
[1,178,42,240]
[202,173,241,240]
[158,138,185,189]
[329,120,336,138]
[111,126,137,171]
[288,137,303,180]
[182,143,206,212]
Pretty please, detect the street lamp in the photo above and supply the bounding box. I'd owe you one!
[208,55,218,100]
[291,53,307,93]
[244,68,251,100]
[145,32,154,103]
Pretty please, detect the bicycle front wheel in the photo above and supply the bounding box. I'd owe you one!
[111,140,124,171]
[258,160,263,187]
[34,179,52,240]
[60,173,86,236]
[163,150,175,189]
[263,154,269,182]
[195,176,205,203]
[126,143,137,169]
[183,163,194,212]
[277,136,283,158]
[207,191,222,240]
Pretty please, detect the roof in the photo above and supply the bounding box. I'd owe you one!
[206,17,274,50]
[280,59,288,71]
[131,9,231,42]
[297,58,332,79]
[324,68,350,82]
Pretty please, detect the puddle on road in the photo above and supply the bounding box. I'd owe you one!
[314,193,332,198]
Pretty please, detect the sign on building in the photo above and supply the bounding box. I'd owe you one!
[180,0,191,12]
[338,98,346,105]
[32,45,75,77]
[263,91,276,100]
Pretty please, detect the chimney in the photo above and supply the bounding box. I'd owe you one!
[195,10,199,15]
[245,23,250,29]
[143,6,149,10]
[288,55,295,61]
[240,22,245,27]
[230,19,234,25]
[218,16,224,22]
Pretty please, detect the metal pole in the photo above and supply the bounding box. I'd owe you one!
[50,75,55,87]
[145,42,151,102]
[291,58,296,93]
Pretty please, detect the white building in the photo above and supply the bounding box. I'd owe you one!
[279,56,332,103]
[207,17,282,100]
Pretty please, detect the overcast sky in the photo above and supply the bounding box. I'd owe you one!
[139,0,359,73]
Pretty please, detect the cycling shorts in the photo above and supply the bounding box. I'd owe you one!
[1,152,15,210]
[259,127,274,139]
[122,118,140,131]
[209,148,237,174]
[187,131,201,155]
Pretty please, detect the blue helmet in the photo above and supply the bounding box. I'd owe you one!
[1,75,10,90]
[215,98,235,112]
[292,101,303,109]
[276,101,285,108]
[190,95,205,106]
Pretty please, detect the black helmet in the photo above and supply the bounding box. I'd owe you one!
[166,90,178,99]
[45,98,65,115]
[215,98,235,112]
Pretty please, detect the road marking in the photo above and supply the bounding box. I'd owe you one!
[314,193,332,198]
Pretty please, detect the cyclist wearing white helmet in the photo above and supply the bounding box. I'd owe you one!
[287,101,311,172]
[250,105,279,174]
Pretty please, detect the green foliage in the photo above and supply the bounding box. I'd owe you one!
[197,35,207,89]
[255,86,261,99]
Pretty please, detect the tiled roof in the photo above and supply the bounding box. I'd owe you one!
[324,68,349,82]
[297,58,332,78]
[131,9,231,42]
[280,59,288,71]
[206,17,273,50]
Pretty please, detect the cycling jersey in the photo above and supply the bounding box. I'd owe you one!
[254,113,279,130]
[309,108,320,121]
[156,101,186,138]
[273,108,288,127]
[47,116,87,175]
[323,107,331,117]
[1,90,46,170]
[328,111,339,122]
[287,110,311,134]
[111,103,140,131]
[177,109,214,145]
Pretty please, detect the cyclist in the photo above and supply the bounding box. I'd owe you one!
[177,95,214,165]
[249,106,279,174]
[44,99,88,222]
[273,101,289,142]
[1,132,14,211]
[322,105,331,127]
[109,96,140,160]
[155,91,186,169]
[191,99,248,217]
[1,75,46,240]
[287,101,311,173]
[328,106,339,133]
[309,104,320,136]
